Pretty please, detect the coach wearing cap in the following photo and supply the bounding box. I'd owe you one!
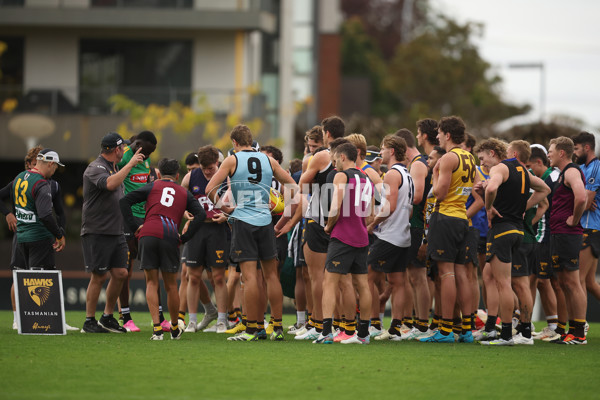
[11,148,66,270]
[80,132,144,333]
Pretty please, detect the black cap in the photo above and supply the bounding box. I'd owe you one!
[101,132,129,149]
[365,149,382,163]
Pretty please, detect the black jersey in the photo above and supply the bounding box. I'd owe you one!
[492,158,530,227]
[306,153,336,226]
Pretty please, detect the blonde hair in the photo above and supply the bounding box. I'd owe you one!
[508,140,531,163]
[345,133,367,159]
[549,136,574,158]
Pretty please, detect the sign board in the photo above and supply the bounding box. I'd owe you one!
[13,270,66,335]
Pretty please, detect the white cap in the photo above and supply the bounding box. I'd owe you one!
[37,148,65,167]
[530,144,547,156]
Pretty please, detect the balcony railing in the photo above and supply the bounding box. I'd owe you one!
[0,85,268,118]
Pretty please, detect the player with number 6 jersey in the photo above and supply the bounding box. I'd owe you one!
[120,158,206,340]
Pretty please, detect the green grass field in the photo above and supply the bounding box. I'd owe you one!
[1,311,598,400]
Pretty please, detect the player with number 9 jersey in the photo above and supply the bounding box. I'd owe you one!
[229,150,273,227]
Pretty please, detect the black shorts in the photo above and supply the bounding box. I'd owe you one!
[465,227,479,267]
[304,219,330,253]
[275,224,288,266]
[535,240,553,279]
[139,236,180,273]
[10,234,26,269]
[582,229,600,258]
[124,216,144,261]
[325,238,368,275]
[427,213,469,264]
[229,219,277,262]
[15,237,56,270]
[513,242,536,277]
[486,222,523,264]
[551,233,582,272]
[82,234,128,274]
[407,227,426,268]
[295,221,306,268]
[183,223,230,269]
[368,237,409,273]
[477,235,487,255]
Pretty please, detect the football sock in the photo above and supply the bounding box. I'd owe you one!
[389,319,402,335]
[85,316,94,322]
[370,318,382,330]
[158,307,165,323]
[297,311,306,325]
[153,323,162,335]
[241,314,247,327]
[462,316,472,335]
[416,319,429,333]
[501,322,512,341]
[217,312,227,324]
[567,320,575,335]
[314,320,323,333]
[573,319,586,337]
[246,320,257,335]
[234,308,242,318]
[520,322,532,338]
[333,318,342,330]
[440,319,453,336]
[430,315,440,331]
[546,315,558,331]
[178,311,186,323]
[470,312,476,331]
[556,321,566,335]
[485,315,497,332]
[402,317,413,329]
[189,313,198,325]
[323,318,333,336]
[358,319,369,339]
[121,307,132,323]
[452,317,462,335]
[273,318,283,332]
[345,319,356,336]
[379,312,384,323]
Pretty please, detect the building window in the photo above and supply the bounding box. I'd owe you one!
[0,36,24,111]
[0,0,24,7]
[80,39,192,112]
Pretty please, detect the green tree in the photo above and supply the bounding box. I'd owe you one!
[387,16,528,130]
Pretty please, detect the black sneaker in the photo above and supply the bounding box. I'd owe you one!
[171,327,183,340]
[81,319,109,333]
[99,315,127,333]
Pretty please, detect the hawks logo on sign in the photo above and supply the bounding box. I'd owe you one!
[23,278,54,307]
[216,250,224,259]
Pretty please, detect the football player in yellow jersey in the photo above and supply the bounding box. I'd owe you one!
[420,116,480,343]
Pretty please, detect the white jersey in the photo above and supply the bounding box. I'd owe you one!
[375,163,413,247]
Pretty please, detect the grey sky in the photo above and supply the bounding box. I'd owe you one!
[435,0,600,130]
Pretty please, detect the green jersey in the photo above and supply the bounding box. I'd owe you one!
[13,170,54,243]
[118,145,152,218]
